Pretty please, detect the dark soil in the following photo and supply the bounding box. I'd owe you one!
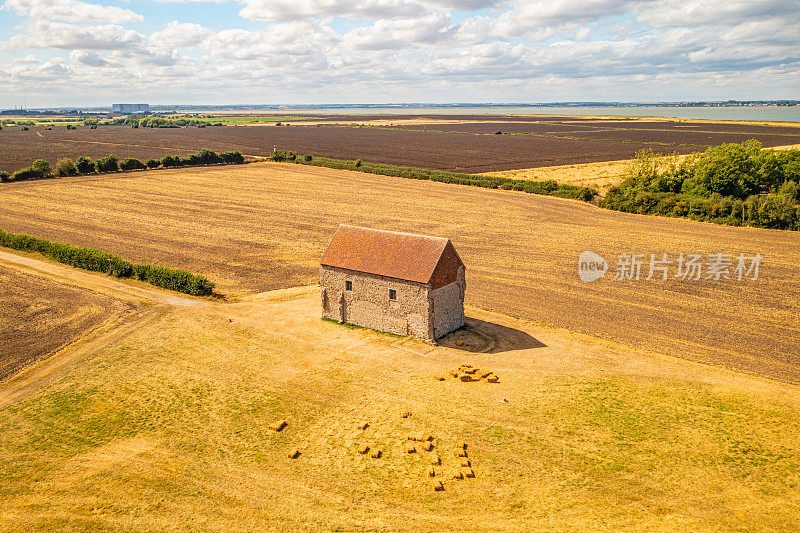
[2,115,798,175]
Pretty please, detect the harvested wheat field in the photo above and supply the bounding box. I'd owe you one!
[1,162,799,384]
[1,260,799,531]
[0,260,130,381]
[483,158,634,193]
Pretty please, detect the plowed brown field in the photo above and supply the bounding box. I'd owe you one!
[1,162,799,383]
[2,115,799,174]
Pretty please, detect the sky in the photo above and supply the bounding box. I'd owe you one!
[0,0,798,107]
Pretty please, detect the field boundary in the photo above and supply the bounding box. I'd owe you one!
[271,151,599,201]
[0,229,216,296]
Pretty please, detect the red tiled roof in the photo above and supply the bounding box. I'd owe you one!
[320,225,462,285]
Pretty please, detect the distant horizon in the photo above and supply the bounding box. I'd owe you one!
[4,100,799,112]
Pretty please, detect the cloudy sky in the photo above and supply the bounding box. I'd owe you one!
[0,0,798,107]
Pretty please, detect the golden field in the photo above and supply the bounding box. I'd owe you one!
[1,162,798,382]
[0,255,799,531]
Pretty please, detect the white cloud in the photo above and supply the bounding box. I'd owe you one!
[7,20,144,50]
[1,0,799,105]
[150,22,212,49]
[69,49,108,66]
[5,0,143,23]
[238,0,429,22]
[343,13,452,50]
[636,0,799,28]
[202,21,338,61]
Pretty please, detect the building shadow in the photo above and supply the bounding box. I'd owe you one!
[437,316,546,354]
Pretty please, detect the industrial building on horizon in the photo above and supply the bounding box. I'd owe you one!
[112,103,150,114]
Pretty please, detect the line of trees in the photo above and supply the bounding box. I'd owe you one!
[1,149,245,183]
[270,149,598,201]
[0,229,215,296]
[86,116,224,128]
[600,141,800,230]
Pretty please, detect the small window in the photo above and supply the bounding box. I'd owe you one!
[389,289,397,301]
[345,280,352,292]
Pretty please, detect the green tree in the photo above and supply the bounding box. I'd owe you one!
[95,155,119,173]
[31,159,52,178]
[681,143,760,199]
[55,158,78,177]
[76,156,95,174]
[120,158,146,171]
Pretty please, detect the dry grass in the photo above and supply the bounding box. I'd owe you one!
[1,281,800,531]
[1,162,799,384]
[482,159,633,193]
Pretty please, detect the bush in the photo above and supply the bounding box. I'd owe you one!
[66,124,77,130]
[271,149,297,162]
[31,159,52,177]
[220,151,244,164]
[132,264,215,296]
[0,228,214,295]
[55,158,78,177]
[11,159,52,181]
[95,155,119,173]
[181,154,201,166]
[21,126,28,131]
[145,159,160,169]
[120,158,146,171]
[600,142,800,231]
[12,167,39,181]
[681,142,760,199]
[161,155,179,167]
[198,148,223,165]
[303,154,313,162]
[76,156,95,174]
[0,171,9,183]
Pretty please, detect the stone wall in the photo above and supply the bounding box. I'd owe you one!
[320,266,432,340]
[430,266,466,338]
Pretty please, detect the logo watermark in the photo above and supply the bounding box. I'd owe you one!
[578,251,609,283]
[579,251,762,282]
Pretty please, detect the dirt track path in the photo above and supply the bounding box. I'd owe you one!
[0,250,205,406]
[0,305,163,408]
[0,250,204,306]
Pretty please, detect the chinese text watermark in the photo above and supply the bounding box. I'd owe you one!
[579,251,761,283]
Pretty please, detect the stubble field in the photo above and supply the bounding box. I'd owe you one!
[1,162,798,384]
[0,263,129,381]
[1,277,800,531]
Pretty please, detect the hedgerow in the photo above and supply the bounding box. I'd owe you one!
[0,229,215,296]
[2,149,245,182]
[270,150,597,201]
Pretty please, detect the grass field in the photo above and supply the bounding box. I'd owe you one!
[1,268,799,531]
[1,162,799,384]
